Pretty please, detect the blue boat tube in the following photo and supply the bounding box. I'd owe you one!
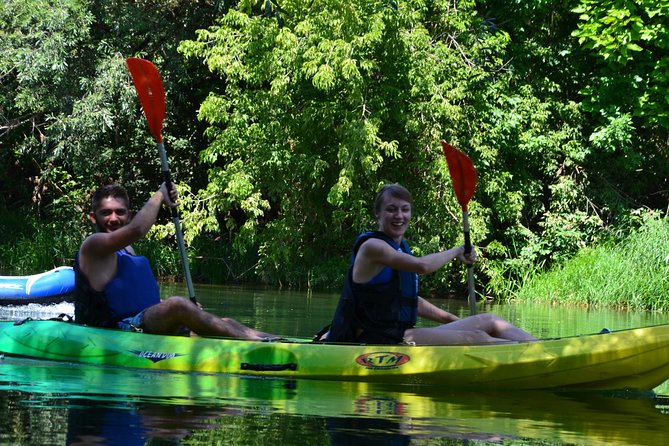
[0,266,74,304]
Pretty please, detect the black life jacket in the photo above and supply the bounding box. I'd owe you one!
[326,231,419,344]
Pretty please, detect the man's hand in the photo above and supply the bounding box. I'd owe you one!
[159,182,179,208]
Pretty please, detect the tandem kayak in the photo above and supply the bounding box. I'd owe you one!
[0,267,74,305]
[1,320,669,391]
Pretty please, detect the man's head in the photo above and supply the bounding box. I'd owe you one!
[89,184,131,233]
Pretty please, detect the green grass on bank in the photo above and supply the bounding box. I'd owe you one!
[516,216,669,311]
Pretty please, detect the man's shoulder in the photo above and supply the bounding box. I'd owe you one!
[80,232,134,257]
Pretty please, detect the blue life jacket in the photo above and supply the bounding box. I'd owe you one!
[105,249,160,318]
[74,249,160,327]
[326,231,419,344]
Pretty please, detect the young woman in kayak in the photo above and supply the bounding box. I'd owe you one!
[325,183,536,345]
[74,183,278,340]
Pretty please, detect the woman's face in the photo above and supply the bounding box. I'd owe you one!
[376,194,411,242]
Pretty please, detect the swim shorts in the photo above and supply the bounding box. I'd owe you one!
[116,309,147,332]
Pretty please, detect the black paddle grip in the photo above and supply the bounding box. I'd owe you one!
[162,170,174,191]
[161,170,179,218]
[464,230,472,254]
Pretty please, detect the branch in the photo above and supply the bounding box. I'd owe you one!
[0,112,44,133]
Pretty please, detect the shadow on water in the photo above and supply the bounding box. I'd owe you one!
[0,357,668,445]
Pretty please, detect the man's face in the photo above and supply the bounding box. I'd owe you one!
[90,197,130,233]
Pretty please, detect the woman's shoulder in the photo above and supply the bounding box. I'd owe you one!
[357,237,399,260]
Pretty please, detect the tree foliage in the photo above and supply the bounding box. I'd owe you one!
[0,0,217,272]
[1,0,667,299]
[573,0,669,128]
[179,0,503,288]
[570,0,669,222]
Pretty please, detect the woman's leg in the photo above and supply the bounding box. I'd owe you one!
[441,313,536,341]
[404,313,536,345]
[404,326,506,345]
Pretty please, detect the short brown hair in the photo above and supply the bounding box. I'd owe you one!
[91,184,130,213]
[374,184,412,214]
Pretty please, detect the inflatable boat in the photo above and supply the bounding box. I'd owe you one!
[0,267,74,304]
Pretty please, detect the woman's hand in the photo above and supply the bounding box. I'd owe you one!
[455,244,477,264]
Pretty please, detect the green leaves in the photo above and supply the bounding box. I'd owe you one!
[572,0,669,128]
[2,0,667,295]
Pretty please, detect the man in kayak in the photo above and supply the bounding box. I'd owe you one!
[325,183,536,345]
[74,183,277,340]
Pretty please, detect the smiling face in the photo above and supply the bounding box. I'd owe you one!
[89,185,132,233]
[89,197,130,233]
[374,185,413,243]
[376,196,412,242]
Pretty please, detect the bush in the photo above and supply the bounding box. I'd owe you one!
[516,211,669,310]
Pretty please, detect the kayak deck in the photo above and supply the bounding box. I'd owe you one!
[1,320,668,390]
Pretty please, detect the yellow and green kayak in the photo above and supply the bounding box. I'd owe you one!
[1,319,668,391]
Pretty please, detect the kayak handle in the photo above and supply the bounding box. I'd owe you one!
[240,362,298,372]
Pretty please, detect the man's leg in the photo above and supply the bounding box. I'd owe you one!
[142,296,278,340]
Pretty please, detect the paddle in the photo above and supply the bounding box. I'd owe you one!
[441,140,478,315]
[126,57,196,304]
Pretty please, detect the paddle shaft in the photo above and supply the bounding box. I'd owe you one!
[158,142,196,303]
[441,141,478,315]
[462,210,476,315]
[126,58,197,304]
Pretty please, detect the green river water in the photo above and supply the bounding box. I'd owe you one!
[0,284,668,445]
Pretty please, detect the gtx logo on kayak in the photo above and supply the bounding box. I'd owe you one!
[356,352,410,369]
[130,350,185,363]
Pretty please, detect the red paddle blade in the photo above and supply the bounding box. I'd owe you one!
[126,57,165,144]
[441,140,477,211]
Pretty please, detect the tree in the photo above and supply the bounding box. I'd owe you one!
[0,0,217,273]
[571,0,669,213]
[0,0,94,209]
[180,0,666,294]
[179,0,532,289]
[573,0,669,129]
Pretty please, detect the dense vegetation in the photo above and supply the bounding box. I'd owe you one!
[517,213,669,310]
[1,0,667,305]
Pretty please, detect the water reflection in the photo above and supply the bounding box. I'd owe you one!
[1,357,668,445]
[1,286,669,445]
[66,401,207,445]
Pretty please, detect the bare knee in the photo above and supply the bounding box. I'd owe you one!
[162,296,198,312]
[473,313,503,324]
[153,296,201,322]
[142,296,199,334]
[471,313,508,330]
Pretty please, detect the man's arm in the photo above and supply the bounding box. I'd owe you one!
[79,184,176,290]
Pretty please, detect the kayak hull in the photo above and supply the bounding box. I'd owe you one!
[1,320,668,390]
[0,267,74,304]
